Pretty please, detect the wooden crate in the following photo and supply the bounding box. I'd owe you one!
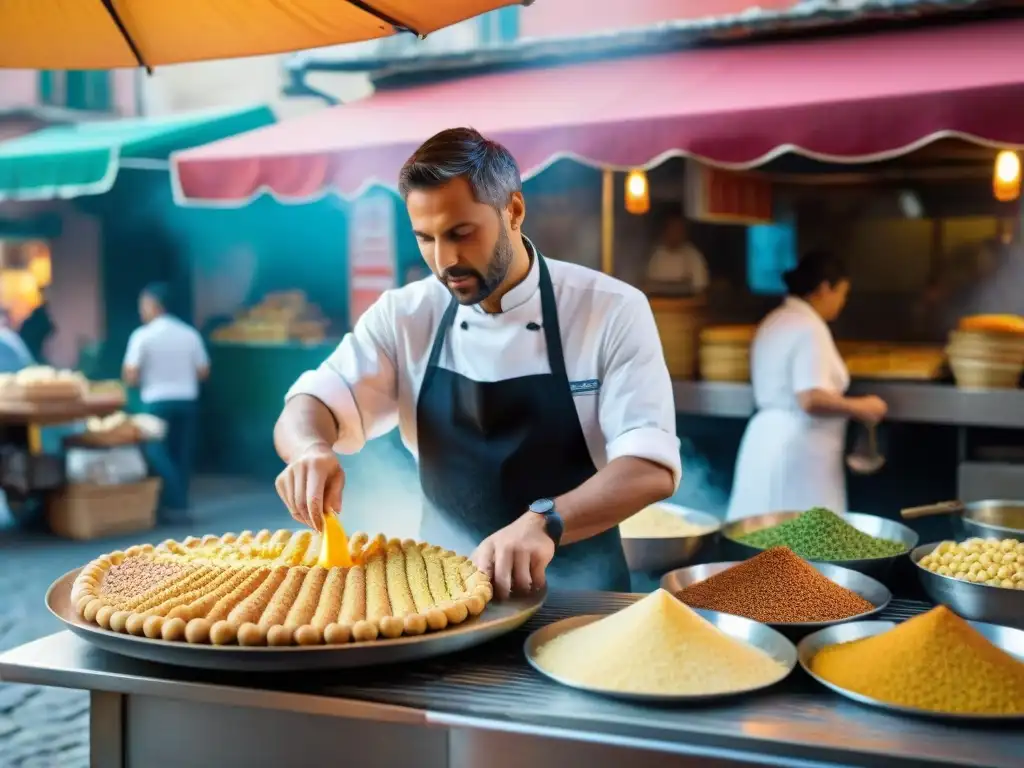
[47,478,161,541]
[649,296,705,379]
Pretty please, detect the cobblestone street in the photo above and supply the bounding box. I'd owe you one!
[0,439,422,767]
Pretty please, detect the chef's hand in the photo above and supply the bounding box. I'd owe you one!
[275,442,345,533]
[854,395,888,425]
[472,513,554,600]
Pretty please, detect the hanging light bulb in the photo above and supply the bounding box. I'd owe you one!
[993,150,1021,202]
[624,170,650,215]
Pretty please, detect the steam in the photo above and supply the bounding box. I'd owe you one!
[669,437,728,519]
[340,434,423,539]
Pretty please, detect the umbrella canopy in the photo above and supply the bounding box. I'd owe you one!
[0,106,274,201]
[171,18,1024,206]
[0,0,529,70]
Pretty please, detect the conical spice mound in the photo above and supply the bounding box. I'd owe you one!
[533,589,787,696]
[810,605,1024,715]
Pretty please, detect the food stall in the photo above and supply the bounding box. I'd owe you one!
[1,510,1023,768]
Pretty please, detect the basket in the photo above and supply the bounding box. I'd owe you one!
[46,478,161,540]
[948,356,1023,390]
[649,296,705,379]
[700,324,756,347]
[700,355,751,382]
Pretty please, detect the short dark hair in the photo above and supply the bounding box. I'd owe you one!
[141,281,171,309]
[782,250,848,298]
[398,128,521,208]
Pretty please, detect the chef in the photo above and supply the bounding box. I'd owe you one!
[726,251,887,520]
[645,212,709,295]
[274,127,680,596]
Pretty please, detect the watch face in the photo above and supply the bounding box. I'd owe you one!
[530,498,555,515]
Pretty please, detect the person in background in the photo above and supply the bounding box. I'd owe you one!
[0,308,34,373]
[122,283,209,520]
[645,212,709,294]
[727,251,887,520]
[19,288,56,365]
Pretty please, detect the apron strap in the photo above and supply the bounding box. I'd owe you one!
[425,296,459,371]
[536,255,569,384]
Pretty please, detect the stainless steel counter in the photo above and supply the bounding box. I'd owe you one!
[2,592,1020,768]
[673,380,1024,429]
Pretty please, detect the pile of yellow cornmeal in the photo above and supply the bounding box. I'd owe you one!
[533,590,788,696]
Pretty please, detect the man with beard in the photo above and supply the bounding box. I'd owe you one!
[274,128,680,595]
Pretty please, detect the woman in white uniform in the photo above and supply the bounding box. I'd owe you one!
[727,251,887,520]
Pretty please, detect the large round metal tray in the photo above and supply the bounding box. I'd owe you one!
[524,609,796,702]
[910,542,1024,629]
[661,561,891,638]
[47,568,545,672]
[722,511,918,581]
[798,620,1024,722]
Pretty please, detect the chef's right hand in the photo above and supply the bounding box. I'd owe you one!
[854,395,888,425]
[275,442,345,533]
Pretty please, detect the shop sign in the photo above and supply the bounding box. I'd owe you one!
[348,191,397,327]
[685,160,773,225]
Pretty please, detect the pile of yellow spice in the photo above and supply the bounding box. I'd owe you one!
[533,590,789,696]
[810,606,1024,716]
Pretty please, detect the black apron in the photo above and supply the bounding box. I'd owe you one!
[415,254,630,592]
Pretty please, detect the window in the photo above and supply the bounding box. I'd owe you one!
[747,220,797,295]
[477,7,519,45]
[38,70,112,112]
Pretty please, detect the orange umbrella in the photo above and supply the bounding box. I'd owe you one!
[0,0,531,70]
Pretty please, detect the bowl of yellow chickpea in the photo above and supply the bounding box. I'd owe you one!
[912,538,1024,629]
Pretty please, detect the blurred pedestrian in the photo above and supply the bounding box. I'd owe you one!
[19,288,56,364]
[122,283,209,520]
[0,308,34,373]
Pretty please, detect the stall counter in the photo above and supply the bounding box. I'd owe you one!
[1,592,1018,768]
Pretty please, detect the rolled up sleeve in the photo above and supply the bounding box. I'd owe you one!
[285,292,399,455]
[599,291,682,490]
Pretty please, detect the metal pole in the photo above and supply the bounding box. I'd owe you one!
[601,169,614,275]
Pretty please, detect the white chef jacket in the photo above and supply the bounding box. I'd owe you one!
[646,243,710,292]
[123,315,209,404]
[726,296,850,520]
[287,242,682,488]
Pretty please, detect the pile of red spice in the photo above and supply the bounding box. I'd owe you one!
[676,547,876,623]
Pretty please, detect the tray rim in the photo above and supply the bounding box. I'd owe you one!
[797,619,1024,722]
[660,560,892,629]
[523,611,797,703]
[48,567,545,671]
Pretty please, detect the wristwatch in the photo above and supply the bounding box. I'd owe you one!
[529,498,564,552]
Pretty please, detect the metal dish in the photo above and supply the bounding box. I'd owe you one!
[660,561,891,638]
[721,511,918,581]
[910,542,1024,629]
[619,504,720,573]
[798,620,1024,721]
[47,568,545,672]
[524,609,796,703]
[901,499,1024,540]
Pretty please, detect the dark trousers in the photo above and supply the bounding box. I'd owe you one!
[144,399,198,513]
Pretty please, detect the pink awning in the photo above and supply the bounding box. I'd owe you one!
[172,19,1024,205]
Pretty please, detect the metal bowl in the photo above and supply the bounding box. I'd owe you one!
[660,561,891,639]
[911,542,1024,629]
[619,504,721,574]
[957,500,1024,540]
[798,619,1024,721]
[524,608,796,702]
[721,511,918,581]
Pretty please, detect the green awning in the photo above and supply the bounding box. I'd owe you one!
[0,105,275,202]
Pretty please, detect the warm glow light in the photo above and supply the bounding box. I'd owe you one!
[625,170,650,215]
[28,253,51,287]
[994,150,1021,202]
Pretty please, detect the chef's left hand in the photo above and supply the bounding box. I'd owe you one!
[472,512,554,600]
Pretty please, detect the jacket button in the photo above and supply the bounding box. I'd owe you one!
[526,322,541,331]
[460,321,469,330]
